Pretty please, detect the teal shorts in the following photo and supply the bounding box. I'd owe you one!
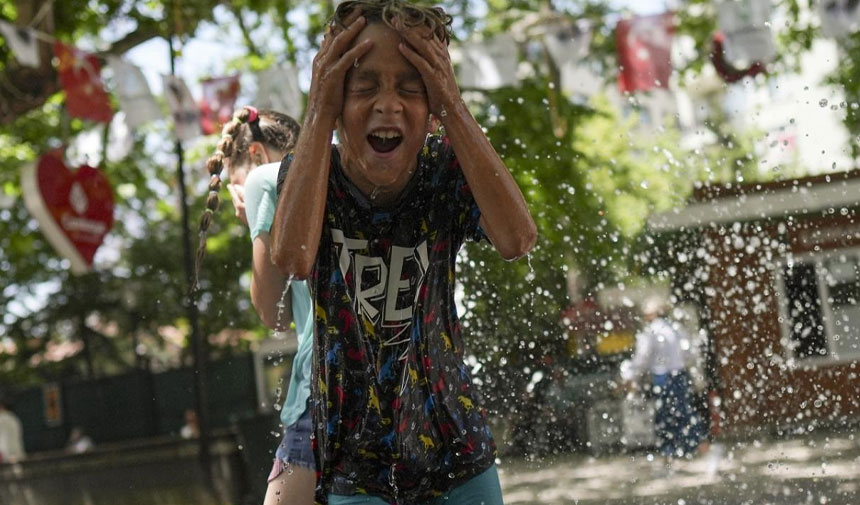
[328,465,503,505]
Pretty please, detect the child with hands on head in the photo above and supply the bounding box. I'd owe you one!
[271,1,537,504]
[196,106,316,505]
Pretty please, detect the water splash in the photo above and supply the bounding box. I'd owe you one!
[275,275,294,333]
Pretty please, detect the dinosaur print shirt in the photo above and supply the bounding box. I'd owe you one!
[277,136,497,504]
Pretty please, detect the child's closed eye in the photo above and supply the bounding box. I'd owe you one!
[400,86,425,95]
[349,85,377,94]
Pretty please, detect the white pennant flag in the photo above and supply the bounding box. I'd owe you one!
[107,56,162,129]
[543,22,591,69]
[255,63,304,120]
[717,0,776,64]
[818,0,860,39]
[456,35,519,90]
[162,75,201,141]
[0,20,40,68]
[106,111,134,162]
[543,22,600,97]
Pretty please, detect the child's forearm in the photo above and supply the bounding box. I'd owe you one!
[251,233,289,329]
[270,110,336,279]
[441,101,537,259]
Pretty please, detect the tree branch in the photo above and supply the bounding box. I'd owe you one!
[0,4,211,125]
[230,5,261,58]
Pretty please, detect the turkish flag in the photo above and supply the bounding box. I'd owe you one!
[200,75,241,135]
[53,42,113,123]
[616,13,674,94]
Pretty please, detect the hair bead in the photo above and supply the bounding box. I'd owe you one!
[243,106,259,123]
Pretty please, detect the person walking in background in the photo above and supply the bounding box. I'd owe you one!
[180,408,200,439]
[621,296,703,466]
[197,106,314,505]
[66,426,94,454]
[0,394,25,463]
[270,0,536,502]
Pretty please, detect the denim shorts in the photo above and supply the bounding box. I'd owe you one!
[267,407,316,482]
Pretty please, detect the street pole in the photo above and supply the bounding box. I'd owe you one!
[166,31,212,487]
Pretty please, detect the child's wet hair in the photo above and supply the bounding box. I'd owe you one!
[192,106,301,293]
[331,0,453,45]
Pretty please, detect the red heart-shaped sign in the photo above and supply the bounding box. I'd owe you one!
[21,150,114,274]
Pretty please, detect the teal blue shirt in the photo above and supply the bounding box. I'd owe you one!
[244,162,313,427]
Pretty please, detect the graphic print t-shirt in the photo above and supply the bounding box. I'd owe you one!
[277,136,496,504]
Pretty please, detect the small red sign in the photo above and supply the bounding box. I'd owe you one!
[43,383,63,427]
[21,150,114,274]
[200,75,241,135]
[54,41,113,123]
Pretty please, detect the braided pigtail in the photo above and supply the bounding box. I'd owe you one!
[191,107,254,293]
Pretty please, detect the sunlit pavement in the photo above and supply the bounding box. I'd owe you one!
[498,433,860,505]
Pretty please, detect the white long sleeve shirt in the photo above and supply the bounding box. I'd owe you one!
[0,410,25,462]
[624,317,693,379]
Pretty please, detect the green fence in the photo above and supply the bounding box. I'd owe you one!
[12,353,260,453]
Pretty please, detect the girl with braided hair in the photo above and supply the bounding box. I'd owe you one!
[196,106,316,505]
[271,0,536,503]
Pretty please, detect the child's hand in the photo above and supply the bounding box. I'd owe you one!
[396,25,461,121]
[226,183,248,226]
[308,11,372,123]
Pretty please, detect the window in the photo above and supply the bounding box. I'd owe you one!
[822,255,860,358]
[780,251,860,362]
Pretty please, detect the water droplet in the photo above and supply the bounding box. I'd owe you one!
[819,98,829,107]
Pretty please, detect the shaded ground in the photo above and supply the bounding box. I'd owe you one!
[498,433,860,505]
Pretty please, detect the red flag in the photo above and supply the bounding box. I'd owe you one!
[616,13,674,94]
[200,75,241,135]
[53,42,113,123]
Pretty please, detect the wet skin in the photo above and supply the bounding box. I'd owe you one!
[337,22,437,203]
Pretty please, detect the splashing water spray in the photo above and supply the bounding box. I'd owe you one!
[275,275,295,475]
[275,275,294,333]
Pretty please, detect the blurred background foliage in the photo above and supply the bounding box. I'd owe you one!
[0,0,833,396]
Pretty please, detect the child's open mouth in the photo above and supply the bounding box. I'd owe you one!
[367,129,403,154]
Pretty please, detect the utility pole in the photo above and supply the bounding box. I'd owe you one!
[166,19,212,487]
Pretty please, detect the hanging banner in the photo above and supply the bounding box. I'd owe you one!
[616,13,674,94]
[21,150,115,274]
[54,42,113,123]
[0,20,40,68]
[255,63,304,121]
[162,75,201,141]
[106,111,134,161]
[456,34,519,90]
[711,31,767,83]
[544,21,591,69]
[818,0,860,39]
[543,22,600,97]
[200,74,241,135]
[106,56,162,129]
[716,0,775,65]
